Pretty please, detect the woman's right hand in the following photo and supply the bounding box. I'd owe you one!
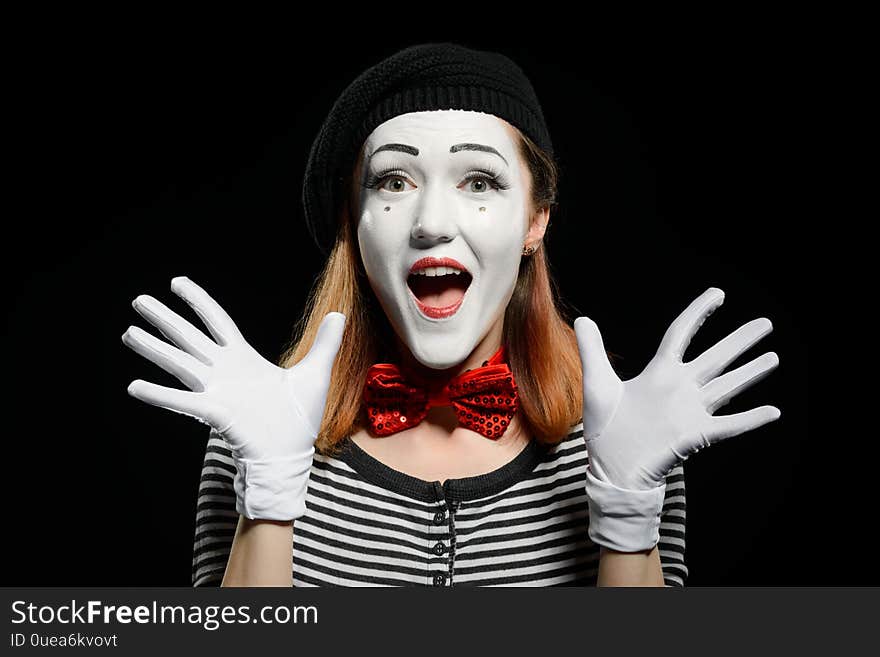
[122,276,346,521]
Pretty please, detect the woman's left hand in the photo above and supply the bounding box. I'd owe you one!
[574,287,781,550]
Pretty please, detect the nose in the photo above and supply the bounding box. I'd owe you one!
[411,181,459,244]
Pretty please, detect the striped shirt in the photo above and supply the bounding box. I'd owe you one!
[193,422,687,587]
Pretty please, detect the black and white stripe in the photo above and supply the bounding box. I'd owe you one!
[193,424,687,587]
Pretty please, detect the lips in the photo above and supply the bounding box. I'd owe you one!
[409,256,470,275]
[407,257,473,319]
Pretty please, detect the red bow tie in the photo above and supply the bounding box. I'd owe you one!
[363,345,519,439]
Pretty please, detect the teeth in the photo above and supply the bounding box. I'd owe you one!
[412,266,463,277]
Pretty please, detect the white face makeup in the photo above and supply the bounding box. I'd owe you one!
[356,110,530,370]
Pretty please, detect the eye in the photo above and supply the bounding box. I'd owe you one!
[460,168,511,193]
[364,169,415,193]
[461,175,498,193]
[378,174,415,193]
[363,166,512,193]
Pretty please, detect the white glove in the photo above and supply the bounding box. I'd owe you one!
[574,287,780,552]
[122,276,346,521]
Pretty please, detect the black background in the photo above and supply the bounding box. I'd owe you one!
[4,22,836,586]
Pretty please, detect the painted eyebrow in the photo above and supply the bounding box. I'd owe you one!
[450,143,508,166]
[368,142,508,166]
[369,143,419,159]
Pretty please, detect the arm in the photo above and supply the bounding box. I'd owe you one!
[596,461,687,587]
[575,288,777,582]
[193,430,296,587]
[597,546,664,587]
[222,518,294,587]
[123,278,344,587]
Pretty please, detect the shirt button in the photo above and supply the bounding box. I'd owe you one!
[433,573,446,586]
[433,511,446,525]
[433,541,446,556]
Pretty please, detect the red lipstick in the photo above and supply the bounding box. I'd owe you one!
[410,292,465,319]
[409,257,469,274]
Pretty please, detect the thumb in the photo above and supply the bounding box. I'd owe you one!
[296,312,346,388]
[573,316,622,437]
[300,312,347,371]
[287,312,347,434]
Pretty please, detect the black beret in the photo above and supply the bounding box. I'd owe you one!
[301,42,554,257]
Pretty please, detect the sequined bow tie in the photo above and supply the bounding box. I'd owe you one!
[363,345,519,439]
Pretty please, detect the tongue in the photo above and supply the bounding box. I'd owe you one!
[409,274,469,308]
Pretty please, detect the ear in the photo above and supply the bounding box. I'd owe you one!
[524,206,550,251]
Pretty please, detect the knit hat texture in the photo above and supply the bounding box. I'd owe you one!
[301,42,554,256]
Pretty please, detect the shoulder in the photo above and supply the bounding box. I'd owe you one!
[525,420,587,482]
[542,419,586,456]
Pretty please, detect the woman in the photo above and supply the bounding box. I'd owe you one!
[122,43,780,587]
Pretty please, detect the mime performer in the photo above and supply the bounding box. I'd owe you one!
[122,43,780,587]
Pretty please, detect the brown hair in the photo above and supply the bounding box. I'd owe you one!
[278,126,583,458]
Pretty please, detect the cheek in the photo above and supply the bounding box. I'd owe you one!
[357,210,382,276]
[357,209,403,289]
[358,196,419,250]
[467,201,528,298]
[464,198,529,255]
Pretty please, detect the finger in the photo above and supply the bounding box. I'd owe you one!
[298,312,347,370]
[127,379,228,428]
[701,352,779,413]
[170,276,243,347]
[131,294,218,365]
[657,287,725,362]
[573,316,622,436]
[287,313,347,436]
[122,325,211,391]
[705,405,781,444]
[687,317,774,384]
[295,313,347,400]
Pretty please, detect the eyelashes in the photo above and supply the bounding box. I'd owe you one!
[362,168,408,190]
[461,166,512,191]
[361,163,513,192]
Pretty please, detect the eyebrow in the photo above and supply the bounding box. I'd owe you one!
[368,142,508,166]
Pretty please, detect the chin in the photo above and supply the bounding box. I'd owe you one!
[407,334,475,371]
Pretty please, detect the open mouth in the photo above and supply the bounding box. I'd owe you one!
[407,267,473,319]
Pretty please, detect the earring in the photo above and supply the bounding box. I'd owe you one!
[384,206,391,212]
[478,206,486,212]
[522,244,536,256]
